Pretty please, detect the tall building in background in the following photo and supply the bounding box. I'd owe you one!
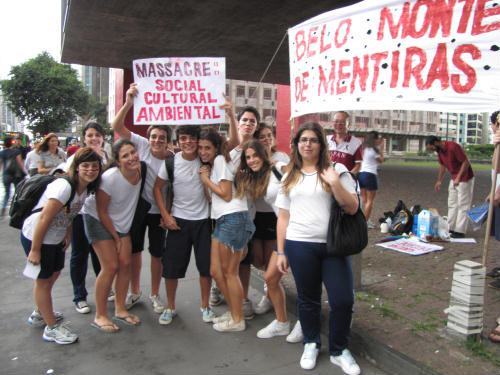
[439,112,489,144]
[0,87,20,133]
[81,66,109,103]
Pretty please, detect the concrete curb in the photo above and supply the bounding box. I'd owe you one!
[250,271,443,375]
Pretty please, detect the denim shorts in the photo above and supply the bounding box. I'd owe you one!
[213,211,255,252]
[83,214,128,244]
[358,172,378,191]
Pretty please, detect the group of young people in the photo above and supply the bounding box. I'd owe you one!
[17,83,399,375]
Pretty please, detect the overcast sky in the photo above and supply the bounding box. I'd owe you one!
[0,0,61,80]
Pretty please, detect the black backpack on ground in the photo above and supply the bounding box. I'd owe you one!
[9,175,75,229]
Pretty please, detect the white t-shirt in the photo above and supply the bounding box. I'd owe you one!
[360,147,380,175]
[22,179,87,244]
[157,153,209,220]
[82,167,141,233]
[275,163,356,243]
[25,150,41,170]
[210,155,248,220]
[272,151,290,165]
[131,132,165,214]
[255,162,286,213]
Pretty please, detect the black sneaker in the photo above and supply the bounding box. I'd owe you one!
[450,232,465,239]
[486,267,500,278]
[489,279,500,289]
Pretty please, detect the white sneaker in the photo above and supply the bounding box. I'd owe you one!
[254,295,273,315]
[213,319,245,332]
[158,308,177,325]
[257,319,290,339]
[75,301,91,314]
[43,324,78,345]
[300,342,319,370]
[286,320,304,343]
[330,349,361,375]
[28,310,64,327]
[212,310,232,324]
[209,285,224,306]
[107,290,115,302]
[125,292,142,310]
[367,220,376,229]
[242,299,255,320]
[201,307,217,323]
[149,294,165,314]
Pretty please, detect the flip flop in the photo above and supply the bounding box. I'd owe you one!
[113,314,141,326]
[91,321,120,333]
[488,326,500,344]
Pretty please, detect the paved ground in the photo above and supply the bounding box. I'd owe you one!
[0,206,385,374]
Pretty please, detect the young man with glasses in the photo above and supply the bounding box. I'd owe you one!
[328,111,362,174]
[111,83,173,314]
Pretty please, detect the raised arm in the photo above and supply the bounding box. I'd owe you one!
[111,83,138,140]
[222,96,239,151]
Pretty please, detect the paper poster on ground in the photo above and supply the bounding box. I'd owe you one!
[132,57,226,125]
[288,0,500,116]
[376,238,444,255]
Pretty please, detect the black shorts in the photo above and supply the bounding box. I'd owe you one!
[253,211,278,240]
[162,217,211,279]
[358,172,378,191]
[130,213,166,257]
[20,233,65,279]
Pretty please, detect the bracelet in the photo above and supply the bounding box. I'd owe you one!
[276,252,286,256]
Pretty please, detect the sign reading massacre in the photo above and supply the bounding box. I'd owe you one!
[288,0,500,116]
[133,57,226,125]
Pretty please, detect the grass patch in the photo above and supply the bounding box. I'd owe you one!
[356,291,400,320]
[378,304,400,320]
[385,159,492,171]
[411,320,438,333]
[465,337,500,367]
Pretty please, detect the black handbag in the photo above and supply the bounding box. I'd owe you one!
[326,172,368,257]
[130,161,152,245]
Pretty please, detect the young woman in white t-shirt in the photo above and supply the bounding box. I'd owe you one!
[82,139,142,332]
[234,140,293,339]
[358,131,385,229]
[275,123,361,374]
[198,128,255,333]
[21,147,102,344]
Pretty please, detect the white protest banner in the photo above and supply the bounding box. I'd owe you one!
[133,57,226,125]
[376,238,444,255]
[288,0,500,117]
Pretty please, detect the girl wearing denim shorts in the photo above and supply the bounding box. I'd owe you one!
[198,129,255,333]
[21,147,102,344]
[82,139,143,332]
[275,123,361,374]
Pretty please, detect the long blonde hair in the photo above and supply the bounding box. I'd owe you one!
[282,122,330,195]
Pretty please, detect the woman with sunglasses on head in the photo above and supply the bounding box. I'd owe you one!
[63,122,109,315]
[82,139,143,332]
[275,122,361,375]
[22,147,102,344]
[37,133,66,175]
[198,128,255,332]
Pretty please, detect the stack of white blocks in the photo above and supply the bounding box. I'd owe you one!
[446,260,485,335]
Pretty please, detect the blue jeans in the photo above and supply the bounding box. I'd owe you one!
[70,214,101,303]
[285,240,354,356]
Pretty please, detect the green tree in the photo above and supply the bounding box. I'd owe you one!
[1,52,90,134]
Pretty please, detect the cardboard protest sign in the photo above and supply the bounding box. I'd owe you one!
[376,238,444,255]
[133,57,226,125]
[288,0,500,117]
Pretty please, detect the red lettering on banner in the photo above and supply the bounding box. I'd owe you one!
[336,60,351,94]
[295,30,307,61]
[472,0,500,35]
[370,52,388,92]
[451,44,480,93]
[334,19,351,48]
[377,2,411,39]
[294,71,309,102]
[457,0,475,33]
[193,106,221,119]
[307,26,319,58]
[403,47,427,89]
[429,0,456,37]
[320,24,332,54]
[318,61,336,96]
[350,55,369,93]
[424,43,450,89]
[390,50,400,88]
[155,79,205,91]
[407,0,432,38]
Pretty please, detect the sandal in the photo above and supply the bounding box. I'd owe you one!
[488,326,500,343]
[113,314,141,326]
[91,321,120,333]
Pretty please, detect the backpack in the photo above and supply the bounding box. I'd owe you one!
[389,200,413,235]
[5,153,26,180]
[164,156,175,212]
[9,174,75,229]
